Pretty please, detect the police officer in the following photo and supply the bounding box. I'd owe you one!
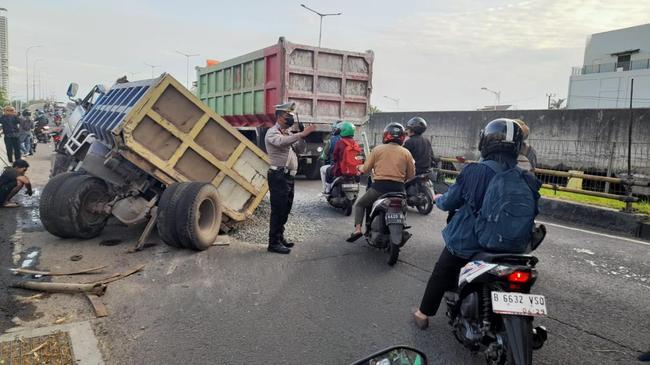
[265,102,316,254]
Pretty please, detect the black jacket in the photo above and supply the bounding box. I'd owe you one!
[0,115,21,136]
[403,134,433,174]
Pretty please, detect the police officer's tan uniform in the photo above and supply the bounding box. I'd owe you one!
[264,102,306,254]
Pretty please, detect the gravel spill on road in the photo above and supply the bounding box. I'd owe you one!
[230,192,324,245]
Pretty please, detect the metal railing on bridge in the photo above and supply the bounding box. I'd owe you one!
[435,157,649,213]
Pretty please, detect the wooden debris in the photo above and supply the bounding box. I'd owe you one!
[11,265,108,276]
[97,264,145,285]
[26,340,48,355]
[82,273,121,285]
[12,281,107,296]
[85,294,108,317]
[53,317,68,325]
[17,293,45,303]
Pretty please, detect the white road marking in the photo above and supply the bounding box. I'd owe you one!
[537,220,650,247]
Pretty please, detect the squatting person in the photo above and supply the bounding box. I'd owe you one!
[0,159,33,208]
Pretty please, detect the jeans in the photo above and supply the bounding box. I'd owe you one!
[419,247,471,316]
[320,164,331,192]
[268,169,295,245]
[19,133,32,155]
[3,135,21,163]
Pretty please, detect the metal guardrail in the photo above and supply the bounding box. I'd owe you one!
[436,157,646,212]
[571,58,650,75]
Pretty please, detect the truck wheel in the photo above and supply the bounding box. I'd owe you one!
[39,171,83,238]
[175,182,222,251]
[56,174,111,239]
[157,183,187,248]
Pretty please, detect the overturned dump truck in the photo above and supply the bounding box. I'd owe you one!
[39,74,270,250]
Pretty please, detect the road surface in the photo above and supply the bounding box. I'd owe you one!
[1,148,648,364]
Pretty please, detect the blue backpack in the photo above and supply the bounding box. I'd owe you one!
[474,160,541,253]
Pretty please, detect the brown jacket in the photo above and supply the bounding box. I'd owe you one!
[361,143,415,183]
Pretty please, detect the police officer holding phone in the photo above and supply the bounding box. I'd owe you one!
[265,102,316,254]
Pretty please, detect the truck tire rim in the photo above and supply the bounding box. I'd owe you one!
[198,198,217,233]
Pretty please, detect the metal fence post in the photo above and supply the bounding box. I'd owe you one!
[604,141,616,193]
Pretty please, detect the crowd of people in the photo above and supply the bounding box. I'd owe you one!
[0,104,63,208]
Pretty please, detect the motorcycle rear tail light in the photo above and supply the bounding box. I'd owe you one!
[389,199,403,208]
[507,271,531,283]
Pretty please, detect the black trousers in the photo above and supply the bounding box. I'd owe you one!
[268,169,295,245]
[4,136,21,163]
[419,247,470,316]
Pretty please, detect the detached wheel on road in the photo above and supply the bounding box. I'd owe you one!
[55,174,111,239]
[157,182,188,248]
[175,182,222,251]
[39,171,83,238]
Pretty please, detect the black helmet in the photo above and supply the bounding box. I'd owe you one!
[22,109,31,117]
[406,117,427,135]
[478,118,523,158]
[332,121,342,136]
[383,122,406,145]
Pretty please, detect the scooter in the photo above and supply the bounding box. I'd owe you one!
[327,175,360,216]
[406,171,435,215]
[364,179,412,266]
[444,227,548,365]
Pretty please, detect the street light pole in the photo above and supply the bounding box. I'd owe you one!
[144,62,161,78]
[33,59,43,102]
[175,50,200,89]
[383,95,400,110]
[300,4,342,47]
[25,45,42,105]
[481,87,501,110]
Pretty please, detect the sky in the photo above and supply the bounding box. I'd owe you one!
[3,0,650,111]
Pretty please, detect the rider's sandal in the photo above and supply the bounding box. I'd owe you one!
[413,311,429,330]
[346,232,363,242]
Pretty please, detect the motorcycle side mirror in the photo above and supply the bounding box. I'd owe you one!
[350,346,427,365]
[66,83,79,98]
[95,84,108,94]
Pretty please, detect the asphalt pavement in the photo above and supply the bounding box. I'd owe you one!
[2,154,649,364]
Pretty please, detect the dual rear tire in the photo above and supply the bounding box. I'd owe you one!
[39,172,111,239]
[157,182,222,251]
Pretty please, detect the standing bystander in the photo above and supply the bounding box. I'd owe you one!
[0,106,22,163]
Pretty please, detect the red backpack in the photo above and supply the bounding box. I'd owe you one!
[339,138,363,176]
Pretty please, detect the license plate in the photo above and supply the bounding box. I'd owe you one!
[491,292,548,317]
[342,183,359,190]
[385,213,404,224]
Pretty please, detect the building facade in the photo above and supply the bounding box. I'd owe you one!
[0,8,7,93]
[567,23,650,109]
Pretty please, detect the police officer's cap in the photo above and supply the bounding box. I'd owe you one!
[275,102,296,115]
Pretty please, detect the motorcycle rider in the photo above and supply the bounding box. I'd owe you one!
[403,117,433,175]
[347,122,415,242]
[412,118,538,329]
[319,121,342,194]
[330,121,361,177]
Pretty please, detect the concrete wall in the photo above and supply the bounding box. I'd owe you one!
[567,69,650,109]
[365,109,650,175]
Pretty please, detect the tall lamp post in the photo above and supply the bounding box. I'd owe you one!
[32,58,44,101]
[144,62,161,78]
[175,50,200,89]
[25,45,42,104]
[383,95,400,110]
[481,86,501,110]
[300,4,342,47]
